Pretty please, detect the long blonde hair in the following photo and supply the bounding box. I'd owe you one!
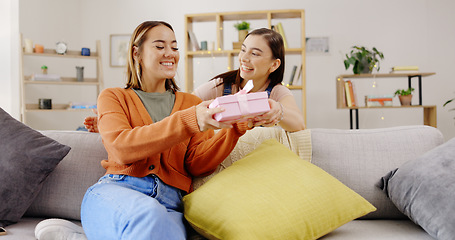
[125,21,180,92]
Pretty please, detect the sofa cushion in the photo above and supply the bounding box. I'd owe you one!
[310,126,443,219]
[0,108,71,227]
[25,131,107,221]
[192,127,311,190]
[183,139,375,240]
[379,137,455,240]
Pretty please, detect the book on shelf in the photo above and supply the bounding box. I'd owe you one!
[31,73,61,81]
[390,65,419,74]
[365,95,393,107]
[275,22,288,49]
[292,64,302,86]
[187,30,200,51]
[295,64,302,85]
[69,102,97,109]
[287,65,297,86]
[344,80,357,107]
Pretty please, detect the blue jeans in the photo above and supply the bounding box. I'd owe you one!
[81,174,186,240]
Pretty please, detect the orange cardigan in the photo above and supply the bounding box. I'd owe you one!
[97,88,248,192]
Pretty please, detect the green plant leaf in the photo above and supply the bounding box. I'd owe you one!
[343,46,384,74]
[443,98,454,107]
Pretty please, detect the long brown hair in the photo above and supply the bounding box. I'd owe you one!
[125,21,180,92]
[212,28,285,89]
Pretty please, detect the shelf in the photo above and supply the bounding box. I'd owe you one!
[20,36,104,129]
[23,49,99,59]
[25,104,94,112]
[338,105,435,110]
[336,73,437,129]
[185,9,303,22]
[337,72,435,79]
[24,77,100,85]
[187,48,304,56]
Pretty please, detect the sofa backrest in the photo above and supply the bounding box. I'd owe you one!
[25,125,444,221]
[310,125,444,219]
[25,131,107,221]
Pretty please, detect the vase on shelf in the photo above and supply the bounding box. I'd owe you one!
[398,95,412,106]
[238,30,248,42]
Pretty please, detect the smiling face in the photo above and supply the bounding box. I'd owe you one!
[238,34,280,88]
[134,25,179,91]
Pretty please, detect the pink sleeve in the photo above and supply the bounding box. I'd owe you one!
[270,84,294,102]
[193,78,225,100]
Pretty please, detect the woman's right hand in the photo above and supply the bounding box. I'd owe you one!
[84,109,99,133]
[196,100,233,132]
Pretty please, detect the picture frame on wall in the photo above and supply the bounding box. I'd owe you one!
[110,34,130,67]
[306,36,330,54]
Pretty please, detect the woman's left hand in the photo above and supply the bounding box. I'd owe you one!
[251,99,283,127]
[195,100,234,132]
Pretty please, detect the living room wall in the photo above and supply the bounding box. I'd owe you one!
[7,0,455,140]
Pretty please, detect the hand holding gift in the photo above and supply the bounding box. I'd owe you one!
[209,80,270,123]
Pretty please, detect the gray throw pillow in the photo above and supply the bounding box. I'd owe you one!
[379,137,455,240]
[0,108,71,227]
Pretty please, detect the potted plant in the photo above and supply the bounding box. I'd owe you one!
[41,65,48,74]
[394,87,414,106]
[234,21,250,42]
[344,46,384,74]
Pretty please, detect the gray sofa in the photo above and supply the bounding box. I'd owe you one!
[2,125,443,239]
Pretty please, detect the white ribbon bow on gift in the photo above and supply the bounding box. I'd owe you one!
[235,80,254,117]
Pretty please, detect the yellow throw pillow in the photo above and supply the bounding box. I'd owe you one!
[183,139,376,240]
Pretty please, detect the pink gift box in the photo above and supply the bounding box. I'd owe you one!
[209,91,270,123]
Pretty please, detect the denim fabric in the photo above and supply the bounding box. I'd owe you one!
[81,174,186,240]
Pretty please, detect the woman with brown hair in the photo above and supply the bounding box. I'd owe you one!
[80,20,251,239]
[194,28,304,131]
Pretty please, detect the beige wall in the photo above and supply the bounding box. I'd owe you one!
[5,0,455,139]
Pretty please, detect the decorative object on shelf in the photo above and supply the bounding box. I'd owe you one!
[234,21,250,42]
[38,98,52,109]
[200,41,207,51]
[35,44,44,53]
[76,66,84,82]
[55,42,68,55]
[41,65,48,75]
[81,47,90,56]
[24,38,33,53]
[110,34,130,67]
[344,46,384,74]
[394,87,414,106]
